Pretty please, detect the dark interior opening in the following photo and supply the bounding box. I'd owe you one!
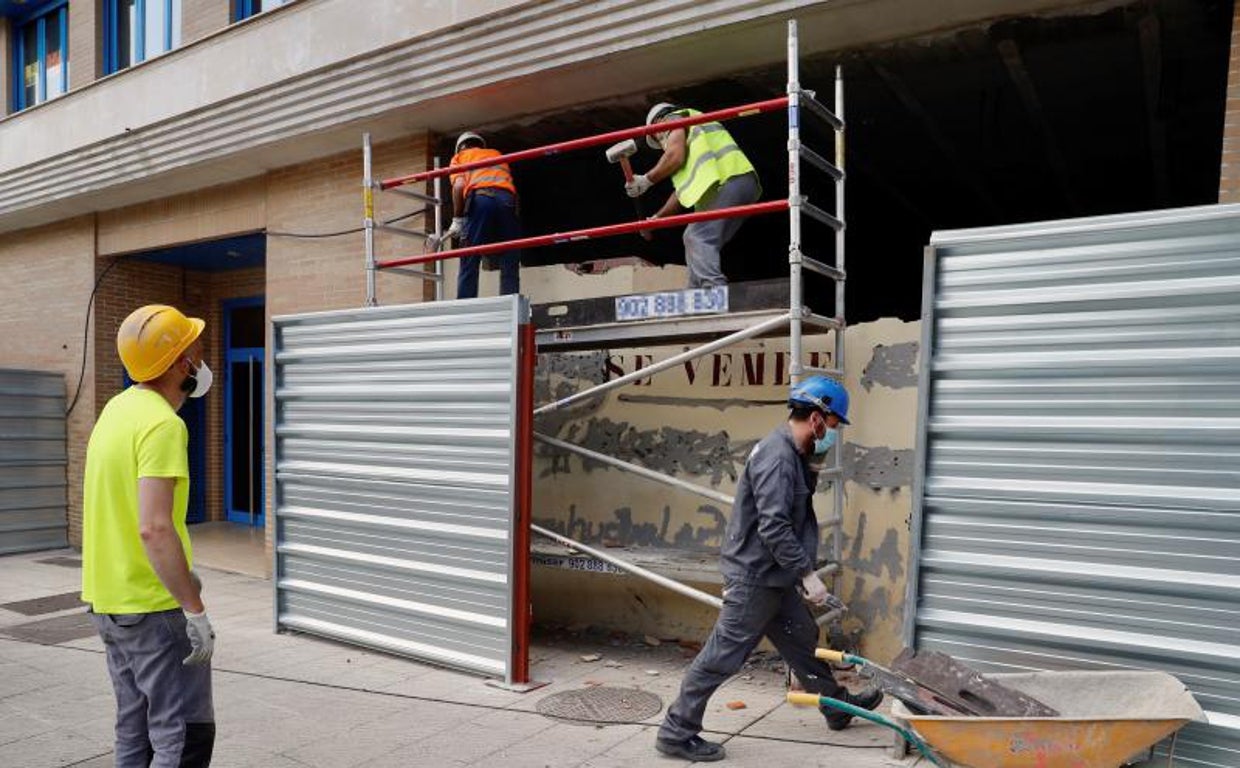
[440,0,1232,322]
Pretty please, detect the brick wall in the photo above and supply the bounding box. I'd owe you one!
[183,0,231,46]
[0,217,97,544]
[98,178,266,256]
[93,261,264,529]
[68,0,102,90]
[1221,3,1240,203]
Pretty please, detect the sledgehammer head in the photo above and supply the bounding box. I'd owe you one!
[606,139,638,164]
[606,139,638,182]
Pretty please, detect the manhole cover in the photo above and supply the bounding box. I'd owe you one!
[536,687,662,725]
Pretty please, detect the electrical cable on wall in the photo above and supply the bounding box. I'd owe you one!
[66,254,134,418]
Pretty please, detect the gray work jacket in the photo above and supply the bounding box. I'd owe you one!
[719,424,819,587]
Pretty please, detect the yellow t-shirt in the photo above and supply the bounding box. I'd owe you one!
[81,386,192,613]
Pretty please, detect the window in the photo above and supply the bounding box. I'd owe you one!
[104,0,182,73]
[233,0,288,22]
[10,1,69,112]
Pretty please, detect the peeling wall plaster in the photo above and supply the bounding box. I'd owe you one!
[531,317,922,662]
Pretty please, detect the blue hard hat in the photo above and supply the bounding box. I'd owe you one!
[788,376,851,424]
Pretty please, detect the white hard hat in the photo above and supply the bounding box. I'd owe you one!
[645,103,677,150]
[455,131,485,153]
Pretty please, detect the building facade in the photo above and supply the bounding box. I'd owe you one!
[1,0,1236,660]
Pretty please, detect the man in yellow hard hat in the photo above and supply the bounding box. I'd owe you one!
[82,304,216,767]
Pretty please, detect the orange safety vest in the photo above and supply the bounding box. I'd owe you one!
[450,147,517,197]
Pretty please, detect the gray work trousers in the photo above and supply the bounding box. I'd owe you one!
[683,172,762,288]
[658,579,843,742]
[89,609,215,767]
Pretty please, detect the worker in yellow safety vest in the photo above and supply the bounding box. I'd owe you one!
[444,131,522,299]
[624,103,762,288]
[82,304,216,767]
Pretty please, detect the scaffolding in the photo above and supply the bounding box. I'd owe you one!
[362,19,847,615]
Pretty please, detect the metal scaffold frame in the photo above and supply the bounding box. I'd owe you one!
[362,19,847,616]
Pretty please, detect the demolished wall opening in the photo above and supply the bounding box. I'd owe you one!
[439,0,1232,323]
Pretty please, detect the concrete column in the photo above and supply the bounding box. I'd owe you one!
[1220,2,1240,203]
[68,0,102,90]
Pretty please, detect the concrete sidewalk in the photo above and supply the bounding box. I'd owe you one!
[0,550,914,767]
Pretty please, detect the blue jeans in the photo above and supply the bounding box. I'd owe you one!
[459,189,522,299]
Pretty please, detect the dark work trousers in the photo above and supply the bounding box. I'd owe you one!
[658,579,844,742]
[89,609,215,768]
[458,188,522,299]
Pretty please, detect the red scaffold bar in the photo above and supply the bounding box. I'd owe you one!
[378,96,790,190]
[375,200,790,270]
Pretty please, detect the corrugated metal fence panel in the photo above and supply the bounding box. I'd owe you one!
[0,370,68,555]
[273,297,526,681]
[912,204,1240,767]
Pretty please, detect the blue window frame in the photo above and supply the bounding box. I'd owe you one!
[10,0,69,112]
[232,0,287,22]
[103,0,182,74]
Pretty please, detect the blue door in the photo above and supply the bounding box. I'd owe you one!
[223,297,265,526]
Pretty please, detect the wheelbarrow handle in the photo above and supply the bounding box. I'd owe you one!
[785,692,948,768]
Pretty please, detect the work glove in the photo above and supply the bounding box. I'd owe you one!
[444,216,468,240]
[625,174,653,198]
[800,573,846,613]
[183,610,215,666]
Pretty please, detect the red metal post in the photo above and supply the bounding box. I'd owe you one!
[376,200,789,270]
[379,97,790,189]
[511,322,535,684]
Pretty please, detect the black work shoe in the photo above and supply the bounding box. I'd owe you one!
[655,735,727,762]
[824,687,884,731]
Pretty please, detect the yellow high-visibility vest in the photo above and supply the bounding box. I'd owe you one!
[669,109,756,208]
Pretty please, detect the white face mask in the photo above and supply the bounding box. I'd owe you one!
[184,360,213,399]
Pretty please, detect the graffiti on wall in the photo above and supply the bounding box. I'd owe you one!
[533,503,728,551]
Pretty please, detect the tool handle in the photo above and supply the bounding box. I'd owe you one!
[786,693,947,768]
[619,157,634,183]
[815,648,854,664]
[786,692,822,707]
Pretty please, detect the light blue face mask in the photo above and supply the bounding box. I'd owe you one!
[813,419,838,455]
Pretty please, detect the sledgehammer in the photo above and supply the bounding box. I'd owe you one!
[605,139,648,238]
[605,139,638,183]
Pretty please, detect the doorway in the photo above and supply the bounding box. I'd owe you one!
[224,297,265,526]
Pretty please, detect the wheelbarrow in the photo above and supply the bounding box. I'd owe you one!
[789,669,1206,768]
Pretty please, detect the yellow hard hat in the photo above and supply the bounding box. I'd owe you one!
[117,304,205,382]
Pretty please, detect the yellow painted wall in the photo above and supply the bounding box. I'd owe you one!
[526,263,921,663]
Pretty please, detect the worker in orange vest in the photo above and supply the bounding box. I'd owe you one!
[444,132,522,299]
